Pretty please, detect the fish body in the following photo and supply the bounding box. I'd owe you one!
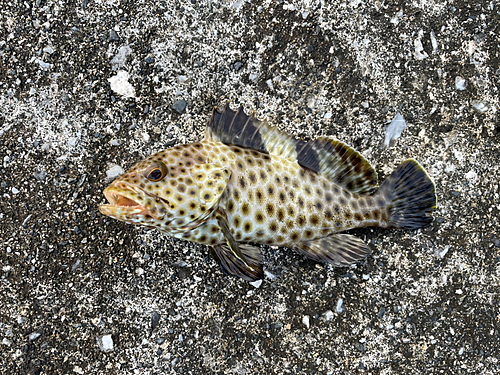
[100,104,437,281]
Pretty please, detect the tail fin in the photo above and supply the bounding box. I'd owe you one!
[378,159,437,229]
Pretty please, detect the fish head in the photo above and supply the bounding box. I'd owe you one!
[99,149,231,236]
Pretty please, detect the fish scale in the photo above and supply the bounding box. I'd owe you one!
[100,104,437,281]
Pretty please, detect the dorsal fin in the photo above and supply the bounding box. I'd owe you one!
[206,103,378,195]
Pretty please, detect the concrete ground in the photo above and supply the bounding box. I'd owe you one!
[1,0,499,374]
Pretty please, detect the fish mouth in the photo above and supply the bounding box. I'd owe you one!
[99,184,148,218]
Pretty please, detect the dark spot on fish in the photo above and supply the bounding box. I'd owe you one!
[373,210,380,220]
[277,208,285,221]
[288,191,295,200]
[279,192,286,203]
[325,193,333,203]
[298,198,305,208]
[176,196,184,202]
[359,199,366,208]
[183,232,190,238]
[266,203,275,216]
[275,176,281,184]
[239,177,246,189]
[199,235,207,242]
[286,220,294,229]
[263,155,271,161]
[363,211,371,219]
[334,204,340,214]
[284,176,289,182]
[309,174,316,183]
[346,181,354,191]
[315,202,323,210]
[304,230,313,239]
[310,215,320,225]
[256,159,263,167]
[242,203,250,215]
[140,183,146,188]
[249,172,257,184]
[197,156,204,162]
[335,221,341,228]
[243,221,252,232]
[179,209,185,215]
[268,186,274,196]
[292,180,299,189]
[339,198,346,205]
[237,162,244,170]
[366,197,374,206]
[159,208,166,214]
[344,211,352,219]
[194,144,202,149]
[203,193,212,201]
[324,209,332,219]
[251,150,259,156]
[300,171,305,178]
[259,171,267,181]
[276,235,284,242]
[228,201,235,213]
[333,186,339,194]
[290,232,299,241]
[246,157,254,165]
[178,185,186,193]
[287,206,295,217]
[255,211,264,223]
[377,199,385,207]
[210,238,217,245]
[234,217,241,227]
[186,161,193,167]
[297,215,306,226]
[235,233,242,240]
[354,213,362,221]
[233,148,241,153]
[214,172,222,178]
[176,219,185,225]
[211,226,218,233]
[305,187,311,196]
[350,201,358,210]
[167,212,174,218]
[269,222,278,232]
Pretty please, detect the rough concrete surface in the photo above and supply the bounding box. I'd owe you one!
[1,0,499,374]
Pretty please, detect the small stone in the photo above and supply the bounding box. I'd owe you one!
[472,101,489,113]
[172,100,187,114]
[270,322,283,329]
[323,310,334,321]
[377,307,386,318]
[106,165,124,179]
[177,75,188,84]
[151,311,161,331]
[43,46,54,54]
[249,73,258,82]
[108,71,136,98]
[109,30,120,42]
[29,332,41,341]
[34,170,47,182]
[249,279,262,288]
[234,61,243,71]
[455,76,467,90]
[145,56,155,64]
[384,113,407,147]
[336,298,344,313]
[156,337,166,345]
[12,187,19,194]
[493,238,500,248]
[97,334,114,353]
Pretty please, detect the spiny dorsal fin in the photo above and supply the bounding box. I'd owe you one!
[206,103,378,195]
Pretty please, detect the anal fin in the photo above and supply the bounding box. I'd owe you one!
[294,234,371,266]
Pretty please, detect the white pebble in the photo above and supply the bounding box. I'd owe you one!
[11,187,19,194]
[384,113,407,147]
[302,315,310,328]
[108,71,136,98]
[249,279,262,288]
[336,298,344,313]
[323,310,334,321]
[106,165,124,179]
[97,334,114,353]
[455,76,467,90]
[472,101,489,113]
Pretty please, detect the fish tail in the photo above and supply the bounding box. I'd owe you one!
[377,159,437,229]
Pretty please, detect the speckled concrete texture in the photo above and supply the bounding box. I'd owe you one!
[1,0,499,374]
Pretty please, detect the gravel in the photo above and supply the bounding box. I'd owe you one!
[1,0,499,374]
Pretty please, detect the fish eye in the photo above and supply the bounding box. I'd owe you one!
[144,162,168,182]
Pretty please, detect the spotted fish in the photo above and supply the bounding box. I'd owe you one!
[100,104,437,281]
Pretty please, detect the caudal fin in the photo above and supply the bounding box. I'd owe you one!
[377,159,437,229]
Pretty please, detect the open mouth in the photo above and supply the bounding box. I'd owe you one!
[99,185,147,217]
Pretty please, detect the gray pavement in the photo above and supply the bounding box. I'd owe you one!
[0,0,499,374]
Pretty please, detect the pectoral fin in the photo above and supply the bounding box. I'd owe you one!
[294,234,371,266]
[210,212,263,281]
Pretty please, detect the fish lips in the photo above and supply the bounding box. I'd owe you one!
[99,184,158,221]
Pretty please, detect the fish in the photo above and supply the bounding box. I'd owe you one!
[99,104,437,281]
